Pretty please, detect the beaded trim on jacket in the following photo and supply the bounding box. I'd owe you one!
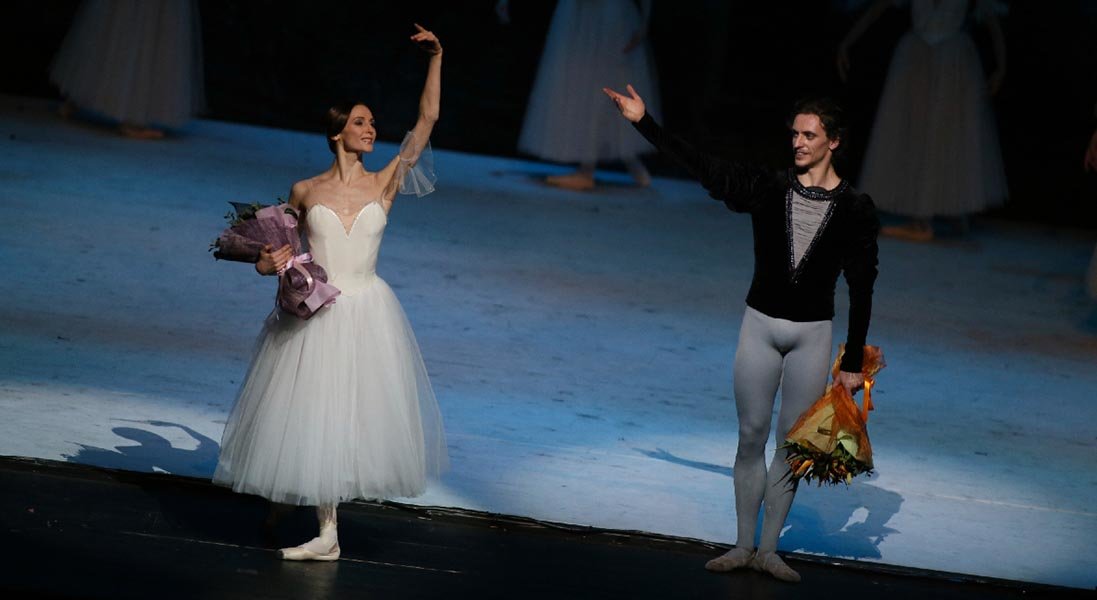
[785,170,845,283]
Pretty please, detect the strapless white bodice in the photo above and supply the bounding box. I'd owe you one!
[306,202,387,296]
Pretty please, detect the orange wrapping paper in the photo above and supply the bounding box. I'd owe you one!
[783,345,885,485]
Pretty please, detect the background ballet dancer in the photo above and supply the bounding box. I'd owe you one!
[503,0,661,191]
[838,0,1008,241]
[50,0,204,139]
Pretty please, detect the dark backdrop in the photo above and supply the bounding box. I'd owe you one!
[3,0,1096,227]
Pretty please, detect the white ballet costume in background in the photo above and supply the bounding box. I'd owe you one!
[518,0,661,164]
[859,0,1008,218]
[214,146,446,506]
[50,0,204,129]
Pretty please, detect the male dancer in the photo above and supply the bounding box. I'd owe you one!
[604,85,879,582]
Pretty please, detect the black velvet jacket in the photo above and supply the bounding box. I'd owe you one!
[634,114,880,371]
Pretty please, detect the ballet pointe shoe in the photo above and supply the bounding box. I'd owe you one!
[545,171,595,191]
[751,551,801,583]
[280,504,340,561]
[704,547,755,572]
[279,540,341,561]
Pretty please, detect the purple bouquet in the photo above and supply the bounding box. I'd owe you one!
[212,202,339,319]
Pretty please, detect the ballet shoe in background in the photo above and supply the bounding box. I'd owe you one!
[119,123,165,140]
[545,172,595,191]
[881,221,933,242]
[58,101,75,120]
[626,160,652,187]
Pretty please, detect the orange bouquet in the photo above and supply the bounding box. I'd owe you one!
[782,345,885,486]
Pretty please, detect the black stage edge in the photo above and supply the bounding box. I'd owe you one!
[0,456,1088,599]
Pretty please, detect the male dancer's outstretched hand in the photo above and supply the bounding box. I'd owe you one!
[603,84,646,123]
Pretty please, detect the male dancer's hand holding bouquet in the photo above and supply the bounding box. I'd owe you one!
[782,345,885,486]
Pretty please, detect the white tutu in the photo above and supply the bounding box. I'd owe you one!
[859,0,1007,218]
[50,0,204,128]
[518,0,661,163]
[214,202,447,505]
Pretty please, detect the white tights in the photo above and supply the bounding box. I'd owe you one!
[731,307,831,553]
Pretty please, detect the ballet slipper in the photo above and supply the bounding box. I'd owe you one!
[545,172,595,191]
[626,161,652,187]
[881,222,933,242]
[704,547,755,572]
[751,551,801,583]
[279,539,340,561]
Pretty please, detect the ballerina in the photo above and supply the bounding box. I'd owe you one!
[213,24,448,561]
[838,0,1008,241]
[50,0,204,139]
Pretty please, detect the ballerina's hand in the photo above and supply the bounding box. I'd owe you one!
[602,84,646,123]
[256,244,293,276]
[411,23,442,55]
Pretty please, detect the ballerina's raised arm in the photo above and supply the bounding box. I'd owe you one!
[379,23,443,205]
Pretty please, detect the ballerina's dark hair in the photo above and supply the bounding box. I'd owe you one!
[324,101,369,154]
[787,96,848,160]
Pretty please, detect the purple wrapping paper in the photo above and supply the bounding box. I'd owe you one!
[213,203,340,319]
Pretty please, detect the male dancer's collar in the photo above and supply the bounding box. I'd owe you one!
[787,168,848,200]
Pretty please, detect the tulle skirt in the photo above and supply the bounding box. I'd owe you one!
[518,0,660,163]
[50,0,204,128]
[859,32,1007,218]
[214,276,447,506]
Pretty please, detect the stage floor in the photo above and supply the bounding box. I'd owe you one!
[1,95,1094,589]
[4,456,1078,599]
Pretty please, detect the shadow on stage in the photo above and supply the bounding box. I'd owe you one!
[63,420,219,478]
[638,446,903,559]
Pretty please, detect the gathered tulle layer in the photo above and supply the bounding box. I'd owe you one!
[518,0,660,163]
[859,33,1007,218]
[49,0,204,127]
[214,276,447,505]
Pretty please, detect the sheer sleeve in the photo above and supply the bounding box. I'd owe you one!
[396,131,437,197]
